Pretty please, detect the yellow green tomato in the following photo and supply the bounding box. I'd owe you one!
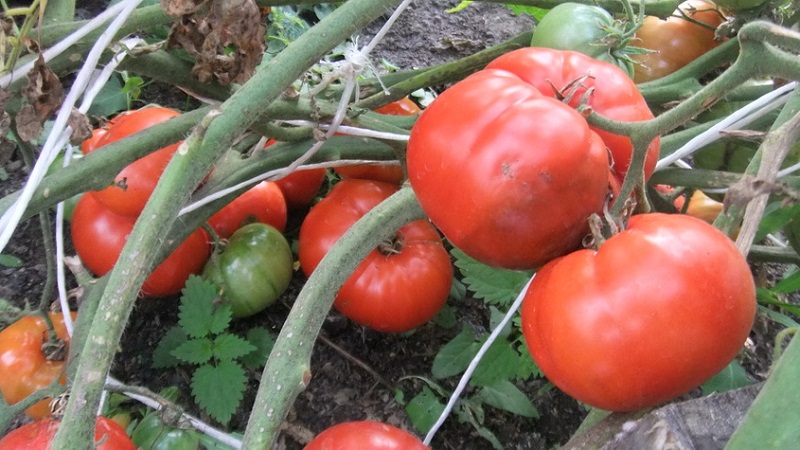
[203,223,293,318]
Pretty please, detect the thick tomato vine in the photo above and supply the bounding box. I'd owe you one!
[298,179,453,333]
[304,421,428,450]
[521,213,755,411]
[71,193,209,297]
[82,106,182,217]
[0,416,136,449]
[0,313,75,419]
[407,63,611,270]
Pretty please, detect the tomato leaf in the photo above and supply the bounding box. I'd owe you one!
[506,4,548,20]
[450,246,530,306]
[179,276,231,338]
[405,386,445,434]
[192,361,247,425]
[471,339,520,387]
[172,338,214,365]
[213,333,256,361]
[476,381,539,418]
[240,327,275,370]
[86,74,127,118]
[0,253,23,268]
[432,326,480,379]
[701,360,752,395]
[152,326,188,368]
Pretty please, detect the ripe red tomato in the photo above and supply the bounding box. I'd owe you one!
[0,313,75,419]
[71,194,210,297]
[333,97,420,185]
[521,213,755,412]
[208,181,287,238]
[408,66,610,270]
[304,421,428,450]
[633,1,725,83]
[274,168,327,209]
[0,416,136,449]
[298,179,453,332]
[485,47,660,184]
[82,107,182,217]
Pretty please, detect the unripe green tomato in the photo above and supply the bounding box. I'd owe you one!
[203,223,293,318]
[131,411,200,450]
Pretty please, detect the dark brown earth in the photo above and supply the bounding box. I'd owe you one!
[0,1,784,449]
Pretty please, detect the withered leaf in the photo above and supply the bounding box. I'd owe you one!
[21,55,64,122]
[67,108,93,145]
[161,0,209,17]
[15,104,43,142]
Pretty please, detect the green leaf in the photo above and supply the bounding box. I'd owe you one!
[191,361,247,425]
[701,360,752,395]
[771,268,800,294]
[86,74,127,117]
[507,5,549,20]
[0,166,8,181]
[240,327,275,370]
[172,338,214,365]
[405,386,445,434]
[432,326,480,379]
[471,339,520,387]
[152,326,188,369]
[445,1,472,13]
[432,304,457,329]
[759,305,800,328]
[213,333,256,361]
[179,275,227,338]
[0,254,23,268]
[450,246,530,306]
[756,201,800,242]
[477,380,539,418]
[514,342,541,380]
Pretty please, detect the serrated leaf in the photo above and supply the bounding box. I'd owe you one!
[152,326,188,369]
[477,381,539,418]
[405,386,445,434]
[209,304,233,336]
[432,326,479,379]
[515,342,541,380]
[191,361,247,425]
[172,338,213,365]
[471,339,521,387]
[507,5,548,20]
[240,327,275,370]
[179,276,223,338]
[213,333,256,361]
[450,246,530,306]
[86,74,127,117]
[702,360,752,395]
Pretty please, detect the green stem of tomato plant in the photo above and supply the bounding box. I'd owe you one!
[51,1,405,447]
[0,383,65,434]
[41,0,74,24]
[241,185,425,449]
[475,0,680,17]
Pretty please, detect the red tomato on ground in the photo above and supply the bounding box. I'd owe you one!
[0,416,136,449]
[71,194,209,297]
[298,179,453,332]
[521,213,755,411]
[274,168,327,210]
[408,66,610,270]
[208,181,287,238]
[304,421,428,450]
[633,0,725,82]
[333,97,420,185]
[0,313,75,419]
[83,107,182,217]
[485,47,660,183]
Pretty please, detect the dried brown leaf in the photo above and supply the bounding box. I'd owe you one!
[16,104,43,142]
[161,0,209,17]
[21,55,64,122]
[67,108,92,145]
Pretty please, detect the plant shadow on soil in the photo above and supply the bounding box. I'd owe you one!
[0,1,787,449]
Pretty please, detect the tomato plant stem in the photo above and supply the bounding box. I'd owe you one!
[242,186,424,449]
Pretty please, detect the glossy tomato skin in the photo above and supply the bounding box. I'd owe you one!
[531,3,632,75]
[0,416,136,449]
[83,107,181,217]
[0,313,75,419]
[208,181,287,238]
[274,168,327,209]
[298,179,453,332]
[304,421,428,450]
[485,47,659,184]
[521,213,756,412]
[131,411,200,450]
[71,194,210,297]
[408,67,610,270]
[633,1,724,83]
[333,98,420,185]
[203,223,293,318]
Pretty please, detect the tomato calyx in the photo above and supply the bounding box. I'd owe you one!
[377,235,404,256]
[37,312,68,361]
[584,197,636,249]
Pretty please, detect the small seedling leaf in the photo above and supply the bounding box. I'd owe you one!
[172,338,214,365]
[702,360,752,395]
[152,326,188,369]
[405,386,445,434]
[240,327,275,370]
[477,381,539,418]
[432,326,479,379]
[192,361,247,425]
[213,333,256,361]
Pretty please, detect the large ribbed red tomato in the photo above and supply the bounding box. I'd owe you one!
[0,416,135,449]
[408,66,610,270]
[298,179,452,332]
[208,181,287,238]
[521,213,756,411]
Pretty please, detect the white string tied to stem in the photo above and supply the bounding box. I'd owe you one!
[424,274,536,446]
